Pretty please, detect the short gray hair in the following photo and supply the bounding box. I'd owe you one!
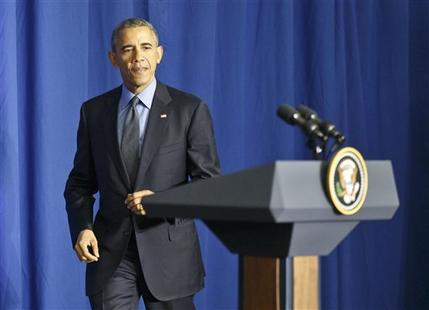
[111,18,160,51]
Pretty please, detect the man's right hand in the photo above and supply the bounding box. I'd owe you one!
[74,229,100,263]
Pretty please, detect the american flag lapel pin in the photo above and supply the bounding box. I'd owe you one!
[160,113,167,119]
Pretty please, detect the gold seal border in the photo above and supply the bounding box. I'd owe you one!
[327,147,368,215]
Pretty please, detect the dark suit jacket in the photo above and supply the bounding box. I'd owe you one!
[64,82,220,300]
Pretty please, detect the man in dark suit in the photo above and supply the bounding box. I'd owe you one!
[64,18,220,309]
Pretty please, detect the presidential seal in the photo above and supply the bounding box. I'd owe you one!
[327,147,368,215]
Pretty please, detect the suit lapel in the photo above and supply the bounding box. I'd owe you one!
[134,83,172,189]
[103,86,132,190]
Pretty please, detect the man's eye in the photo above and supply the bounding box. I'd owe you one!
[123,48,132,53]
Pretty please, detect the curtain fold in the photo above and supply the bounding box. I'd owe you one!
[1,3,23,308]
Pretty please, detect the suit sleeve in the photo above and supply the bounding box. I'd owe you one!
[64,105,98,246]
[186,102,221,180]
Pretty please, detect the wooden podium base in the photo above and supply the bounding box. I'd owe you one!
[242,256,283,310]
[241,256,319,310]
[293,256,319,310]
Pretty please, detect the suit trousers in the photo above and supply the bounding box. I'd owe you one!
[89,234,196,310]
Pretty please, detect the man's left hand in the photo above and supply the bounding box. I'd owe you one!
[125,189,154,216]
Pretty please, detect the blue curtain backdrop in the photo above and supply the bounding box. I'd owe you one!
[0,0,428,309]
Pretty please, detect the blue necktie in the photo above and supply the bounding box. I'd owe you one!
[121,96,140,186]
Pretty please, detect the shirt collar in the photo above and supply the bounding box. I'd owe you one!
[119,78,157,111]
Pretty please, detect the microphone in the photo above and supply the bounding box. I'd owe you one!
[296,105,345,144]
[277,104,326,140]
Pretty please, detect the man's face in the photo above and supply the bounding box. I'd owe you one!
[109,26,163,94]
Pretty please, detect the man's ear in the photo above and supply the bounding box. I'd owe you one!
[156,46,164,64]
[108,51,117,67]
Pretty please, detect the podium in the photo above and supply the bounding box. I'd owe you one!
[143,161,399,309]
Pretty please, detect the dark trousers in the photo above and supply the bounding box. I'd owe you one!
[89,235,195,310]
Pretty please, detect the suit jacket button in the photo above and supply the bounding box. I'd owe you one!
[123,231,130,236]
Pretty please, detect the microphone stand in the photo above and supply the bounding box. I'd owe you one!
[306,136,325,160]
[302,121,328,160]
[306,131,346,160]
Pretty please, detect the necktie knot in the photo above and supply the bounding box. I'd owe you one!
[130,96,140,108]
